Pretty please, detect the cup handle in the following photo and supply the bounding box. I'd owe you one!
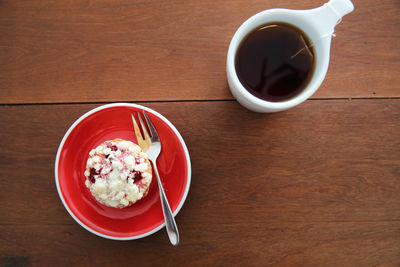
[306,0,354,36]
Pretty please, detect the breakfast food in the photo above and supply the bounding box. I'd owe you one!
[84,139,152,208]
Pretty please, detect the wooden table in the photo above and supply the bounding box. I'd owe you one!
[1,0,399,266]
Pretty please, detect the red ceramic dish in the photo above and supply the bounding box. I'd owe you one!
[55,103,191,240]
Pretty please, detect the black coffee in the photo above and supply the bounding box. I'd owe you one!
[235,22,315,102]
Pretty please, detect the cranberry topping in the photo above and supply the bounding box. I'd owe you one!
[135,157,141,164]
[132,171,143,183]
[88,168,99,183]
[106,142,118,151]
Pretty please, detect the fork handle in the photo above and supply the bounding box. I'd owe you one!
[152,162,180,246]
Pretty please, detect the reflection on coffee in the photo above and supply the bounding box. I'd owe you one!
[235,22,315,102]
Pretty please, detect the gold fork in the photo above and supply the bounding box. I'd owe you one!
[131,111,179,246]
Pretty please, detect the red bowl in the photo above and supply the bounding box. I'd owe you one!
[55,103,191,240]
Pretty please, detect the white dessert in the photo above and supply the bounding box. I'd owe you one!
[84,139,152,208]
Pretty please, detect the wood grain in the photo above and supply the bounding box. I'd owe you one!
[1,222,399,266]
[1,0,399,264]
[0,0,399,104]
[0,100,399,265]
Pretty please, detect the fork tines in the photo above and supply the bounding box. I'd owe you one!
[132,113,150,139]
[131,112,151,151]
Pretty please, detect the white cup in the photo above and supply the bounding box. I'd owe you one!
[226,0,354,113]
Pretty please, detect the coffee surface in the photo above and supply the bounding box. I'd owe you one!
[235,23,315,102]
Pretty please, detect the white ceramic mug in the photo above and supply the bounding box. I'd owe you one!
[227,0,354,113]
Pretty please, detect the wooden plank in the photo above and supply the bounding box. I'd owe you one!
[0,100,399,226]
[0,0,399,104]
[0,100,399,265]
[1,222,399,266]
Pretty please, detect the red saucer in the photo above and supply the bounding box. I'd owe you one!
[55,103,191,240]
